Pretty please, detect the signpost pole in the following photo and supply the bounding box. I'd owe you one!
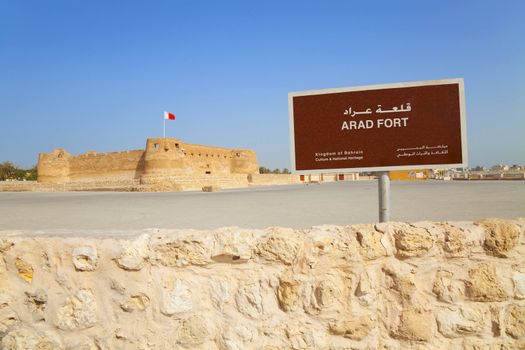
[378,171,390,222]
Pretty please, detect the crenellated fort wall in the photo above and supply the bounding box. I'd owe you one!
[36,138,264,191]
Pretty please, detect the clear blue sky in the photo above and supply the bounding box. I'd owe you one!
[1,0,524,169]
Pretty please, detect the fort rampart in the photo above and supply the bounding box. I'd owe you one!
[1,218,524,348]
[34,138,270,191]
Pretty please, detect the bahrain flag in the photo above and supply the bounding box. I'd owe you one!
[163,111,176,120]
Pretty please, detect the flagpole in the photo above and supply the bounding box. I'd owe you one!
[163,117,165,138]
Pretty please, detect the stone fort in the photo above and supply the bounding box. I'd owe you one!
[36,138,280,191]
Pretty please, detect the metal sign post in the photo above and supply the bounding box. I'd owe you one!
[378,171,390,222]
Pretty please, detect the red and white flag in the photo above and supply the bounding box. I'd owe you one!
[163,111,175,120]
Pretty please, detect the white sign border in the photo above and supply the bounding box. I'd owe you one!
[288,78,468,174]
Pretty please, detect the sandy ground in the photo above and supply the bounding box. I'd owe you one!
[0,180,523,232]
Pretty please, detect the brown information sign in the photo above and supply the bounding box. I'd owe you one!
[289,79,467,173]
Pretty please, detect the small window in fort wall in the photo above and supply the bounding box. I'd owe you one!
[154,143,159,150]
[236,152,240,157]
[205,171,211,175]
[175,143,179,149]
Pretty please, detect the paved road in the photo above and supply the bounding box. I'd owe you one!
[0,181,523,231]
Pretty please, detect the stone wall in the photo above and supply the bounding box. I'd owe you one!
[1,219,524,349]
[248,174,302,186]
[67,150,145,182]
[37,138,259,185]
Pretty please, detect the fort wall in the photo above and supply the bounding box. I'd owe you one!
[36,138,259,190]
[68,150,145,182]
[1,219,524,348]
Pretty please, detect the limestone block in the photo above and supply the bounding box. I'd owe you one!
[109,279,126,295]
[514,266,525,299]
[161,279,192,315]
[177,315,209,347]
[506,304,525,339]
[329,316,374,340]
[212,228,259,263]
[24,289,47,322]
[382,264,416,303]
[355,270,377,306]
[235,280,264,318]
[210,278,232,310]
[55,289,97,331]
[257,228,302,265]
[277,275,301,312]
[115,234,149,271]
[466,263,507,302]
[72,246,98,271]
[442,224,470,256]
[120,293,150,312]
[285,324,317,350]
[314,274,346,309]
[152,236,211,267]
[393,225,433,258]
[392,307,435,342]
[436,305,489,338]
[218,324,258,350]
[432,269,462,303]
[14,258,33,283]
[477,218,521,257]
[1,325,63,350]
[353,224,387,260]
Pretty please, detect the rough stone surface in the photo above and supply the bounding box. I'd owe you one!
[55,289,97,331]
[514,267,525,300]
[0,295,19,337]
[506,304,525,339]
[160,279,193,315]
[477,218,521,257]
[443,224,470,256]
[433,269,463,303]
[115,234,149,271]
[120,293,150,312]
[24,289,48,322]
[277,275,301,312]
[1,325,63,350]
[329,316,374,340]
[393,225,434,258]
[436,305,489,338]
[353,224,387,260]
[72,246,98,271]
[235,280,264,318]
[14,258,33,283]
[466,263,507,302]
[177,315,209,347]
[393,308,435,341]
[152,237,211,267]
[0,239,13,252]
[256,228,302,265]
[0,220,522,349]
